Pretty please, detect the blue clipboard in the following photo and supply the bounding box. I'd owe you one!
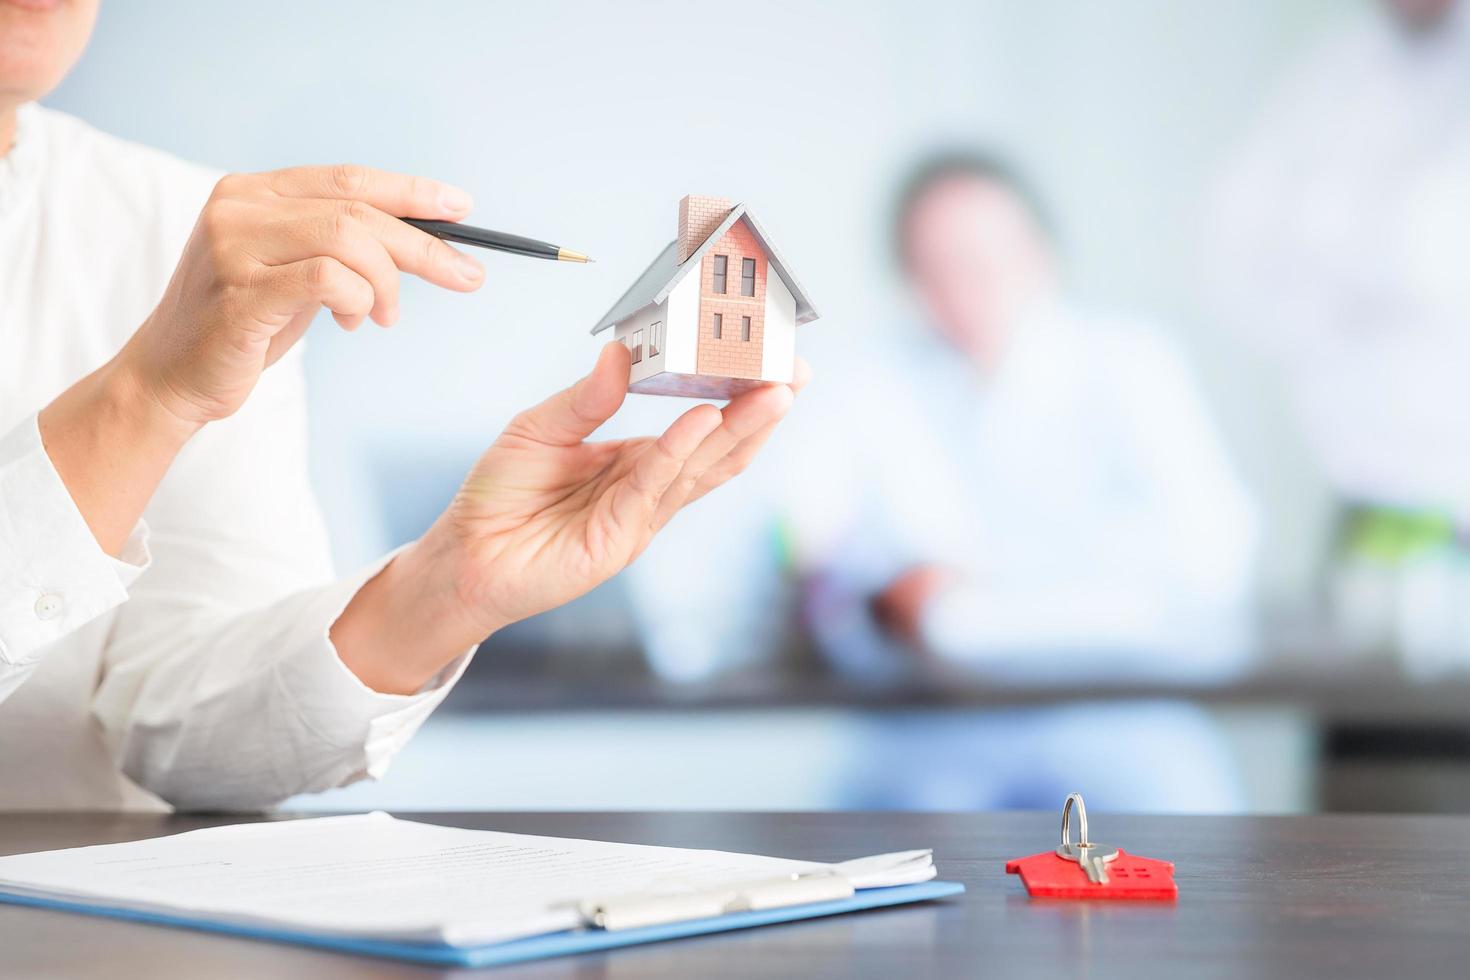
[0,880,964,968]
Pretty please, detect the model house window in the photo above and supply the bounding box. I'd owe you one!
[741,316,752,341]
[712,313,723,339]
[741,258,756,296]
[712,255,727,294]
[649,320,661,357]
[631,328,643,363]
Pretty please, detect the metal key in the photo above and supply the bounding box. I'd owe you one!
[1058,841,1120,883]
[1056,793,1120,884]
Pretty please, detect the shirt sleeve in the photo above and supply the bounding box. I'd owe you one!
[0,414,150,696]
[89,348,474,811]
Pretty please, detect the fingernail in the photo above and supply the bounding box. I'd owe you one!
[441,185,474,213]
[456,252,484,282]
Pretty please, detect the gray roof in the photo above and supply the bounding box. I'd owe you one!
[590,204,820,334]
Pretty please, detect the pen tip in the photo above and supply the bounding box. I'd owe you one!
[558,247,593,264]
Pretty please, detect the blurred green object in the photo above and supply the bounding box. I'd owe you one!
[1340,506,1460,564]
[1328,504,1470,674]
[772,515,798,572]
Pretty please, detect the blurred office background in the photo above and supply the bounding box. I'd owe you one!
[48,0,1470,813]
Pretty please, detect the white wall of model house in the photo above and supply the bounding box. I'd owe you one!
[664,271,700,376]
[761,267,798,383]
[611,271,701,386]
[612,298,666,385]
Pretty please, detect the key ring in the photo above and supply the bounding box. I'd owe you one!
[1060,792,1089,848]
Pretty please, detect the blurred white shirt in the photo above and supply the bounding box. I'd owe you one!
[1207,3,1470,519]
[787,302,1258,679]
[0,104,466,810]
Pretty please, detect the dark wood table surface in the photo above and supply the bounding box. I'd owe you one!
[1,810,1465,979]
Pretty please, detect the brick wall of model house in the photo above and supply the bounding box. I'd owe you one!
[695,219,766,379]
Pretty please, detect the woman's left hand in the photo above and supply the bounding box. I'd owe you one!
[332,342,809,693]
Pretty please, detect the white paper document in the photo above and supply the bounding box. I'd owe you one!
[0,813,937,947]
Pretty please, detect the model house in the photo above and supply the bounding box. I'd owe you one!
[590,195,819,398]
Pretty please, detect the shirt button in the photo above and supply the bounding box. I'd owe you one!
[34,594,64,621]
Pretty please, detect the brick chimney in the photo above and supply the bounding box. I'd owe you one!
[676,194,734,264]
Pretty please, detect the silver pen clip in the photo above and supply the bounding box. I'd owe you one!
[577,870,856,932]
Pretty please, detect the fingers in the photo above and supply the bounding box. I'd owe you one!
[353,204,484,293]
[502,343,631,447]
[607,404,723,534]
[254,204,485,324]
[207,166,482,331]
[681,357,812,509]
[251,256,375,329]
[651,380,796,529]
[254,209,401,325]
[261,164,474,221]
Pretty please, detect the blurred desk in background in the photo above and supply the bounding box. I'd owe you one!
[440,652,1470,722]
[3,810,1468,979]
[427,650,1470,814]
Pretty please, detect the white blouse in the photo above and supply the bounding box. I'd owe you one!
[0,103,468,811]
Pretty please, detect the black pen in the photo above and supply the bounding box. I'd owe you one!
[401,218,592,263]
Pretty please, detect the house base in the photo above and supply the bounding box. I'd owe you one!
[628,370,773,400]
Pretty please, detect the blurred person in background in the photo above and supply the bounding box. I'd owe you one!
[781,153,1259,810]
[1207,0,1470,670]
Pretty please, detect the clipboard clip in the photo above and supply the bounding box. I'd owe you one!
[576,870,856,932]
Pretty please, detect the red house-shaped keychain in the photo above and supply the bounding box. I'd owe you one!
[1005,849,1177,900]
[1006,793,1178,901]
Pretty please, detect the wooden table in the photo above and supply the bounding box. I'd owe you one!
[1,810,1465,978]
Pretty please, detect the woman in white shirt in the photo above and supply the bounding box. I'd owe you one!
[0,0,802,809]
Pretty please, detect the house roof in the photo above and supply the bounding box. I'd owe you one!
[589,204,820,334]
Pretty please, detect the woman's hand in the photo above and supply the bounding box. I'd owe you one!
[39,164,482,555]
[331,343,811,693]
[118,164,485,428]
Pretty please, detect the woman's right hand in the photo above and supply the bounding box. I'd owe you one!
[117,164,487,428]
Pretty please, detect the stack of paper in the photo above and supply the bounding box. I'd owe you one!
[0,813,961,966]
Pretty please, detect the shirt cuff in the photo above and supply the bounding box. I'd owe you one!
[274,549,474,781]
[0,414,152,666]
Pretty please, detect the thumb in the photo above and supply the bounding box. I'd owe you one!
[505,342,630,446]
